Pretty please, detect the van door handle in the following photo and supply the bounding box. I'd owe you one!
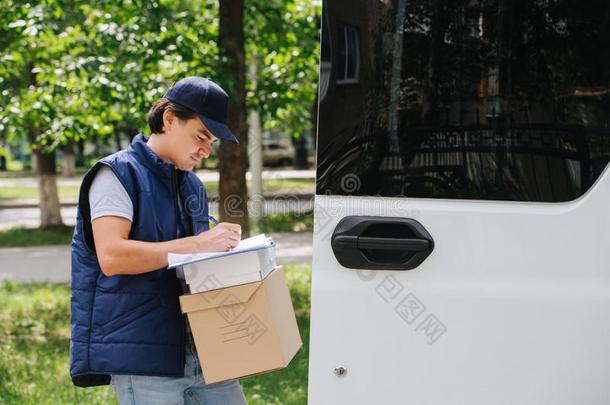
[331,216,434,271]
[333,235,430,251]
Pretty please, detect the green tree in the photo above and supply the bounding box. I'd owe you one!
[0,0,220,227]
[0,0,320,231]
[0,1,92,227]
[246,0,321,139]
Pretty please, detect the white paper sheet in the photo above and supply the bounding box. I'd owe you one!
[167,233,274,269]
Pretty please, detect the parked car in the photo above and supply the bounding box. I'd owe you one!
[308,1,610,404]
[262,141,294,167]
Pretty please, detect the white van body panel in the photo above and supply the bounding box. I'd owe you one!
[308,168,610,405]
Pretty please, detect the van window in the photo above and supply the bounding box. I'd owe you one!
[316,1,610,202]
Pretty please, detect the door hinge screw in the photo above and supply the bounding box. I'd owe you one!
[334,365,347,377]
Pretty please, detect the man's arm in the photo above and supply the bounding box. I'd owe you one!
[92,216,240,277]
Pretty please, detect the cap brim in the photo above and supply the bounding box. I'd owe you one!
[198,114,239,144]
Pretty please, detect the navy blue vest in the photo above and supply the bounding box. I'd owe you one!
[70,134,210,387]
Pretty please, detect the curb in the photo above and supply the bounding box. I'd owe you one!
[0,193,316,210]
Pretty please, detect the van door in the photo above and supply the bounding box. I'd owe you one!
[308,1,610,404]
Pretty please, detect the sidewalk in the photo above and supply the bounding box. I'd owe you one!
[0,232,313,283]
[0,169,316,188]
[0,197,315,230]
[0,191,315,209]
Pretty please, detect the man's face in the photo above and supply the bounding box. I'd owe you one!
[164,112,219,171]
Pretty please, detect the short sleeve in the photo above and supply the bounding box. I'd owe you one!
[89,165,134,222]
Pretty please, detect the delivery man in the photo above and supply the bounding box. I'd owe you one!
[69,76,248,404]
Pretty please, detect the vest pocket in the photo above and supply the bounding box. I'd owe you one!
[99,295,160,335]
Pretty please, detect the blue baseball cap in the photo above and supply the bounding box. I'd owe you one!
[164,76,239,144]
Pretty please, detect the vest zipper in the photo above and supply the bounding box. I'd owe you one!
[172,168,188,370]
[172,169,178,238]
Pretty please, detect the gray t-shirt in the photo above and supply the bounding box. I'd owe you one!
[89,166,133,222]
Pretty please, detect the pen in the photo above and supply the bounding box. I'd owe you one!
[209,214,233,251]
[209,214,240,252]
[208,214,219,225]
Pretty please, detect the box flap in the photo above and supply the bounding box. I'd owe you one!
[180,277,264,314]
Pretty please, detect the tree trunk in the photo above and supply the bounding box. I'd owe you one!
[30,152,37,172]
[37,150,64,228]
[247,55,264,221]
[27,61,63,228]
[62,142,76,177]
[218,0,250,236]
[114,131,122,151]
[76,139,85,167]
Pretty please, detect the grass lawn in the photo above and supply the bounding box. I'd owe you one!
[0,226,75,247]
[4,161,25,172]
[0,179,313,201]
[0,263,311,404]
[0,186,81,201]
[0,211,313,248]
[253,211,313,234]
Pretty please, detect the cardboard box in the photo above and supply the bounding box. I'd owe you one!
[183,246,277,294]
[179,266,303,383]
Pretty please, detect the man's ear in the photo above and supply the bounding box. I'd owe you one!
[162,109,175,132]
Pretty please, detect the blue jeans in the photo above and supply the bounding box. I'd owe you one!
[110,332,247,405]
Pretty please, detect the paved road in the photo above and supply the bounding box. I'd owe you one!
[0,169,316,187]
[0,169,316,228]
[0,232,313,283]
[0,197,314,230]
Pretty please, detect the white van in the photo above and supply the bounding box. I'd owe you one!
[308,1,610,404]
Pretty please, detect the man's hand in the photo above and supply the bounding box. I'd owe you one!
[90,217,242,277]
[194,222,242,252]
